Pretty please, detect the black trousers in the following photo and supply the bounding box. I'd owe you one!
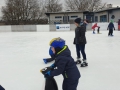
[108,29,113,36]
[62,79,79,90]
[75,44,86,60]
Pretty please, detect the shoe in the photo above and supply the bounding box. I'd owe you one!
[75,58,81,64]
[75,60,81,64]
[81,60,88,67]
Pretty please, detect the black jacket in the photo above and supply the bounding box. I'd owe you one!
[107,22,115,30]
[50,46,80,80]
[73,25,87,45]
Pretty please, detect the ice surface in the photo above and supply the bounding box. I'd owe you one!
[0,31,120,90]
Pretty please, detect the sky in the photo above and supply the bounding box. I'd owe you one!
[0,0,120,17]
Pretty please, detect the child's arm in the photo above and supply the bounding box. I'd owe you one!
[50,58,68,76]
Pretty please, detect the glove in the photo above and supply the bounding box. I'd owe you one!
[43,59,47,64]
[40,67,52,78]
[40,67,52,75]
[44,71,52,78]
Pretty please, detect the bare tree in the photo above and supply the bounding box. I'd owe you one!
[2,0,41,24]
[45,0,63,12]
[64,0,107,12]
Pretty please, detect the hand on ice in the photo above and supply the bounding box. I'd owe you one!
[43,58,47,64]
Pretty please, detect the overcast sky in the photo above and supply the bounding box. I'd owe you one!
[0,0,120,16]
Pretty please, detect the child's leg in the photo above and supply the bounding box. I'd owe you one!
[98,27,100,33]
[75,44,81,58]
[108,29,110,36]
[93,29,95,34]
[110,29,112,36]
[75,44,81,64]
[80,44,88,67]
[79,44,86,60]
[111,29,113,35]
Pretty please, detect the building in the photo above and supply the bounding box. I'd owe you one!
[45,5,120,24]
[94,7,120,22]
[45,11,94,24]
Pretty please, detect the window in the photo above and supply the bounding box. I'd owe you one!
[100,15,107,22]
[95,16,98,22]
[55,16,62,18]
[71,16,78,18]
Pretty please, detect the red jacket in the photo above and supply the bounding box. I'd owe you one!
[92,23,99,29]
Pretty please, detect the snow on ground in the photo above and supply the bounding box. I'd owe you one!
[0,31,120,90]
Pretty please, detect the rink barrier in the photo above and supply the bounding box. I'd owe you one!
[11,25,37,32]
[37,25,49,32]
[0,23,119,32]
[0,25,11,32]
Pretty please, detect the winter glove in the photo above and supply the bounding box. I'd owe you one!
[40,67,52,74]
[44,71,51,78]
[40,67,52,78]
[43,59,47,64]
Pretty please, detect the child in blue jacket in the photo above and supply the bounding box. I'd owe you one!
[41,37,81,90]
[107,20,115,36]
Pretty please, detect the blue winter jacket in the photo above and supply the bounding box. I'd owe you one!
[50,45,81,80]
[107,22,115,30]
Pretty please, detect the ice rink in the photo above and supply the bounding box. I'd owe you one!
[0,31,120,90]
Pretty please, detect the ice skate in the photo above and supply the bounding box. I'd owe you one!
[75,58,81,64]
[81,60,88,67]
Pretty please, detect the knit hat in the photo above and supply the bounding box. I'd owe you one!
[74,18,81,24]
[110,20,113,23]
[49,37,65,48]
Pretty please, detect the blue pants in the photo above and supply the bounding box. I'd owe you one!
[62,79,79,90]
[75,44,86,60]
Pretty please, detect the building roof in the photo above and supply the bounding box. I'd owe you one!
[45,11,90,15]
[95,7,120,13]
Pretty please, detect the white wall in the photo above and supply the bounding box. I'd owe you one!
[92,23,118,30]
[0,25,11,32]
[36,25,49,32]
[11,25,36,32]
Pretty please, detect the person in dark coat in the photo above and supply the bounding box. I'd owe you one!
[107,20,115,36]
[74,18,88,67]
[41,37,81,90]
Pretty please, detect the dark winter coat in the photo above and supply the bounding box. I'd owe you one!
[0,85,5,90]
[107,22,115,30]
[73,25,87,45]
[50,46,80,80]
